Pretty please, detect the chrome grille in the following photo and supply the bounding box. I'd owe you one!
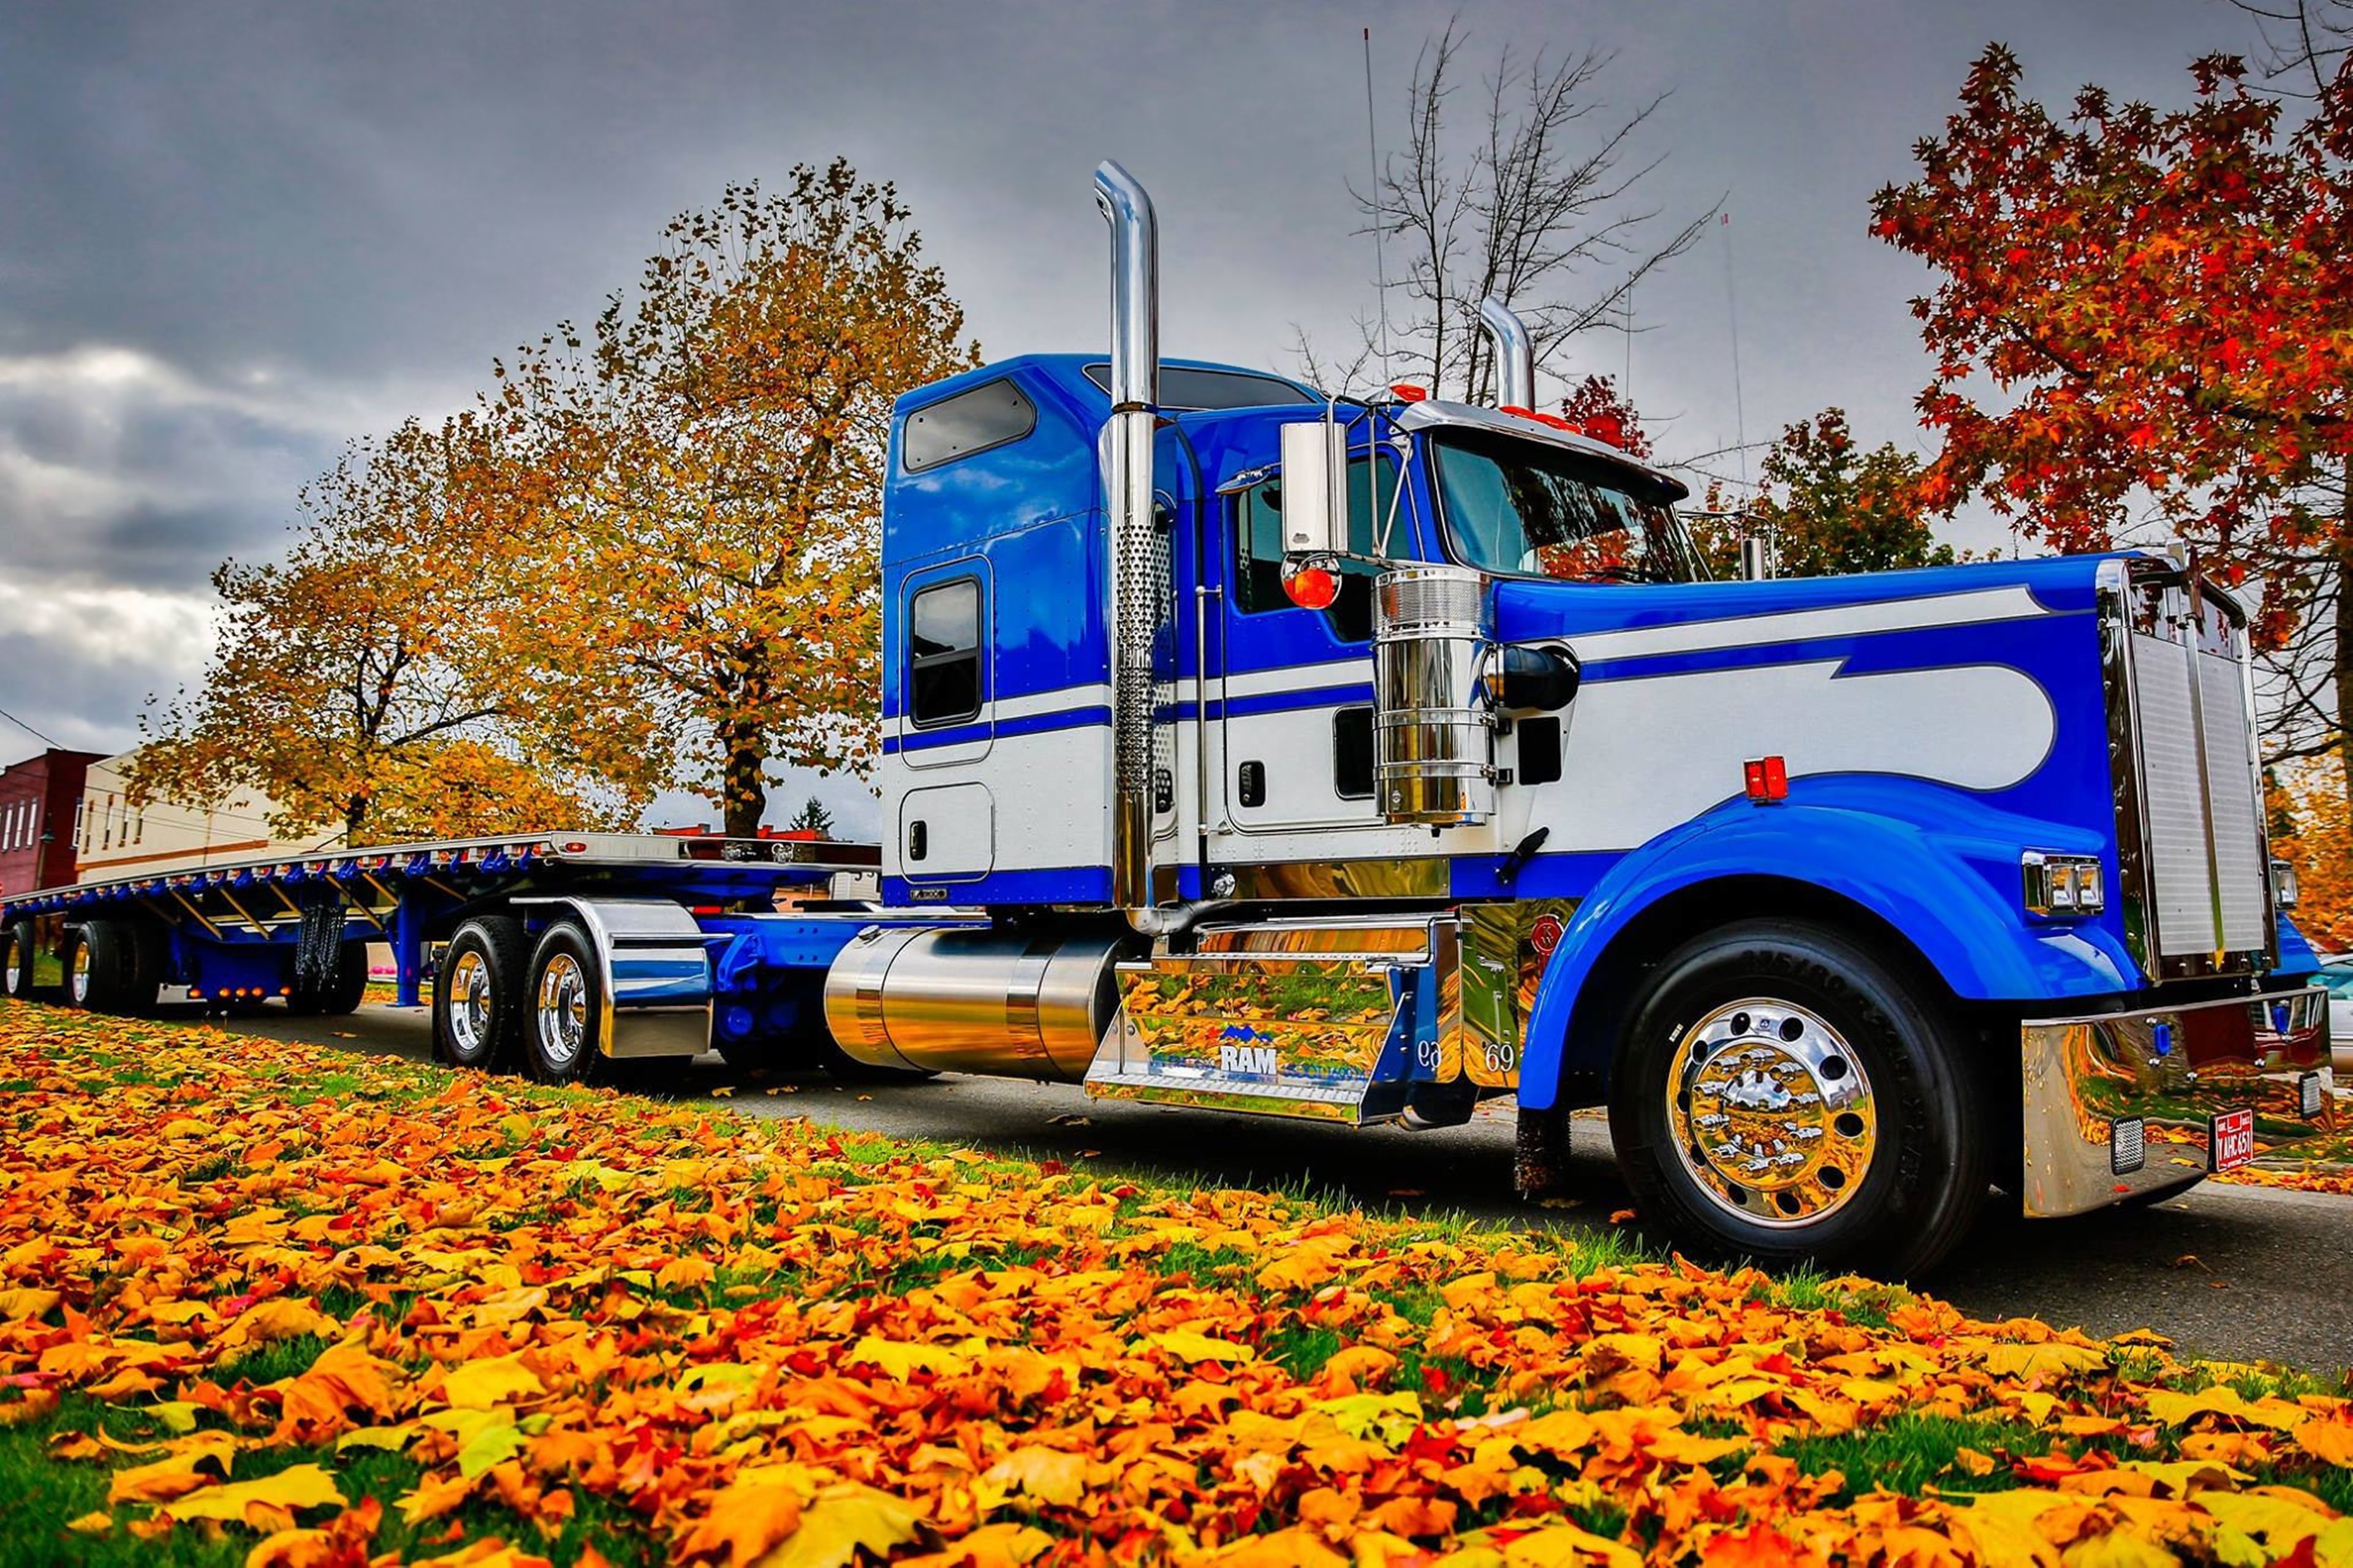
[2199,651,2269,950]
[2114,563,2273,972]
[2131,636,2216,956]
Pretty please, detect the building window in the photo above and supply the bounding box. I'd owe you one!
[908,577,985,727]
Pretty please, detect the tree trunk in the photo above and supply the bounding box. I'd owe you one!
[344,796,368,844]
[2340,458,2353,816]
[722,725,765,840]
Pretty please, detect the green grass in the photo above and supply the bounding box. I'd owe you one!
[0,1394,658,1567]
[1775,1414,2053,1504]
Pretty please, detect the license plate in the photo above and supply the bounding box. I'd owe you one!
[2210,1108,2257,1173]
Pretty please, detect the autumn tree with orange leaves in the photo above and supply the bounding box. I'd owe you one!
[1873,45,2353,799]
[132,417,657,841]
[502,162,976,838]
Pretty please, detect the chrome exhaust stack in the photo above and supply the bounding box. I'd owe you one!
[1478,297,1535,410]
[1094,159,1163,920]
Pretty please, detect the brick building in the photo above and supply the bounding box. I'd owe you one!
[0,748,102,897]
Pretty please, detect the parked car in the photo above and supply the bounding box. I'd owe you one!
[2316,960,2353,1072]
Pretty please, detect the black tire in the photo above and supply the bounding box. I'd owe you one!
[432,917,529,1071]
[76,921,153,1015]
[520,922,604,1086]
[1608,917,1990,1280]
[58,929,98,1011]
[291,942,369,1017]
[126,922,169,1014]
[1,920,35,1001]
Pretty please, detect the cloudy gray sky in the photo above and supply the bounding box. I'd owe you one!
[0,0,2281,832]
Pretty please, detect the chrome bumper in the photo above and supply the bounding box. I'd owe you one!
[2021,985,2335,1218]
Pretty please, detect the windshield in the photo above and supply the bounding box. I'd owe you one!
[1430,429,1705,584]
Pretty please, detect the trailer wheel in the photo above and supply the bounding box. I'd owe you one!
[433,917,528,1071]
[2,921,34,1001]
[1608,917,1989,1280]
[73,922,154,1015]
[59,930,99,1010]
[292,942,369,1016]
[521,922,603,1086]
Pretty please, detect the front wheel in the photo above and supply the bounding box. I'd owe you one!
[1608,917,1990,1280]
[521,922,604,1086]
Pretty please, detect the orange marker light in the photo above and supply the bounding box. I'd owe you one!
[1283,562,1340,611]
[1389,383,1429,402]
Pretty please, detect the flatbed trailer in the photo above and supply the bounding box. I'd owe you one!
[0,832,906,1078]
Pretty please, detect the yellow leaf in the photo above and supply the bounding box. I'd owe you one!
[2294,1416,2353,1468]
[1312,1392,1423,1447]
[2200,1489,2339,1564]
[752,1486,921,1568]
[981,1447,1087,1508]
[1981,1341,2108,1379]
[1142,1328,1254,1364]
[335,1425,417,1453]
[847,1336,971,1379]
[1952,1490,2071,1568]
[1496,1520,1645,1567]
[455,1415,526,1478]
[65,1511,112,1536]
[157,1463,347,1524]
[680,1477,803,1565]
[0,1288,59,1320]
[439,1352,544,1409]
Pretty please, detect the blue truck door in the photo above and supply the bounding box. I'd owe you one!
[1212,456,1392,839]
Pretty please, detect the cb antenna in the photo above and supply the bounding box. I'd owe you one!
[1721,209,1749,492]
[1363,26,1392,386]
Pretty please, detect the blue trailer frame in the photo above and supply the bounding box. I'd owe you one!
[0,831,884,1028]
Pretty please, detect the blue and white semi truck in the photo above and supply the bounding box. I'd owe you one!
[2,161,2338,1275]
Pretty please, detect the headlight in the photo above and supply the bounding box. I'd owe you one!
[2272,858,2300,909]
[2022,851,2106,918]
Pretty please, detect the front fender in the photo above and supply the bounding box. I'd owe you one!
[1516,789,2137,1110]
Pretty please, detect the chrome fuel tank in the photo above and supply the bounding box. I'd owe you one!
[822,927,1125,1080]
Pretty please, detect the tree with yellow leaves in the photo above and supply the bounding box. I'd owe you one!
[503,160,977,836]
[131,415,658,841]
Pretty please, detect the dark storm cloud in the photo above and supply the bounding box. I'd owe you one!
[0,0,2271,765]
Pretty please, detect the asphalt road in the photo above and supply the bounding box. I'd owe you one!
[211,999,2353,1373]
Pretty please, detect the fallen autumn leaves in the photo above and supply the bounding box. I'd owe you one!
[0,1004,2349,1566]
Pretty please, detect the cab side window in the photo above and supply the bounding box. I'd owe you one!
[909,577,984,725]
[1233,457,1398,642]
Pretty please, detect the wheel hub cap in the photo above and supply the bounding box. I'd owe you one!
[536,954,587,1069]
[449,952,491,1055]
[69,946,89,1005]
[1668,997,1876,1226]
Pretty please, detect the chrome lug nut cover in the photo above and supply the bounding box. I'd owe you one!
[1667,997,1876,1226]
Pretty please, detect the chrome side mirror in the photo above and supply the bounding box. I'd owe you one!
[1279,419,1347,557]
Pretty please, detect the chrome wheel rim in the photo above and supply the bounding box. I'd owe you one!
[2,943,19,996]
[1667,996,1877,1227]
[67,944,89,1006]
[535,953,588,1070]
[448,950,493,1058]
